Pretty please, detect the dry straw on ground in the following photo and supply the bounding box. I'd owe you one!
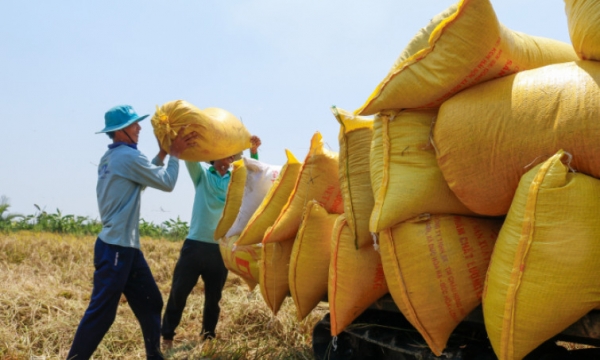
[0,232,327,359]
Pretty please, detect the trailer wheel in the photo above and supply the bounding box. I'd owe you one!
[312,313,407,360]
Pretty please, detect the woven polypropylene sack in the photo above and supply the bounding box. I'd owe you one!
[380,214,501,356]
[289,200,337,321]
[483,150,600,360]
[225,158,281,238]
[370,109,473,234]
[219,235,261,291]
[235,149,302,246]
[214,159,246,240]
[565,0,600,60]
[152,100,251,161]
[329,215,388,336]
[263,132,343,244]
[259,238,295,315]
[332,106,374,249]
[434,60,600,216]
[355,0,577,115]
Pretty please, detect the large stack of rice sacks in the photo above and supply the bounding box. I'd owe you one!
[211,1,600,359]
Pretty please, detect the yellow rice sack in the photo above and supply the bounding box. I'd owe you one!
[152,100,251,161]
[263,132,343,244]
[434,60,600,216]
[565,0,600,61]
[380,214,501,356]
[329,215,388,336]
[235,149,302,246]
[355,0,577,115]
[289,200,337,321]
[483,150,600,360]
[332,106,374,249]
[259,238,295,315]
[214,159,246,240]
[370,109,474,234]
[219,235,261,291]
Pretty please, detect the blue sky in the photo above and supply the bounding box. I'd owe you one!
[1,0,572,225]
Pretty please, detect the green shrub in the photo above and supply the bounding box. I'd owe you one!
[0,196,186,241]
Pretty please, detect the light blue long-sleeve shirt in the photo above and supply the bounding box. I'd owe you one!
[96,144,179,248]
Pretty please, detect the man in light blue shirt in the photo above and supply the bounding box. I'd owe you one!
[68,105,198,360]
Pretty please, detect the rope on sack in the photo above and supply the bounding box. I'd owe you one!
[371,232,380,252]
[332,336,338,351]
[428,115,440,155]
[523,155,549,170]
[563,151,577,173]
[524,151,578,173]
[155,105,177,149]
[385,110,398,122]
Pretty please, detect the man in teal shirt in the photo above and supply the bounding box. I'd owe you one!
[161,136,261,350]
[68,105,198,359]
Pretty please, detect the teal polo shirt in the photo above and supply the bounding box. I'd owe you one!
[185,153,259,243]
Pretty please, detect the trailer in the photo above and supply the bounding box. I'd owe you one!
[313,295,600,359]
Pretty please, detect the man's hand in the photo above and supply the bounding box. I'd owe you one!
[250,135,262,156]
[170,126,200,158]
[155,137,169,162]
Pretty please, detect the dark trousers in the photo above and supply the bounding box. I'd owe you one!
[68,238,164,360]
[161,239,228,340]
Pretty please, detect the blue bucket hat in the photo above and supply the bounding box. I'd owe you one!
[96,105,149,134]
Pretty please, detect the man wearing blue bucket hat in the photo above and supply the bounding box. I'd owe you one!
[67,104,199,359]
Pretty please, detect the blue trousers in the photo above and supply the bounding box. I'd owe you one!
[67,238,164,359]
[161,240,228,340]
